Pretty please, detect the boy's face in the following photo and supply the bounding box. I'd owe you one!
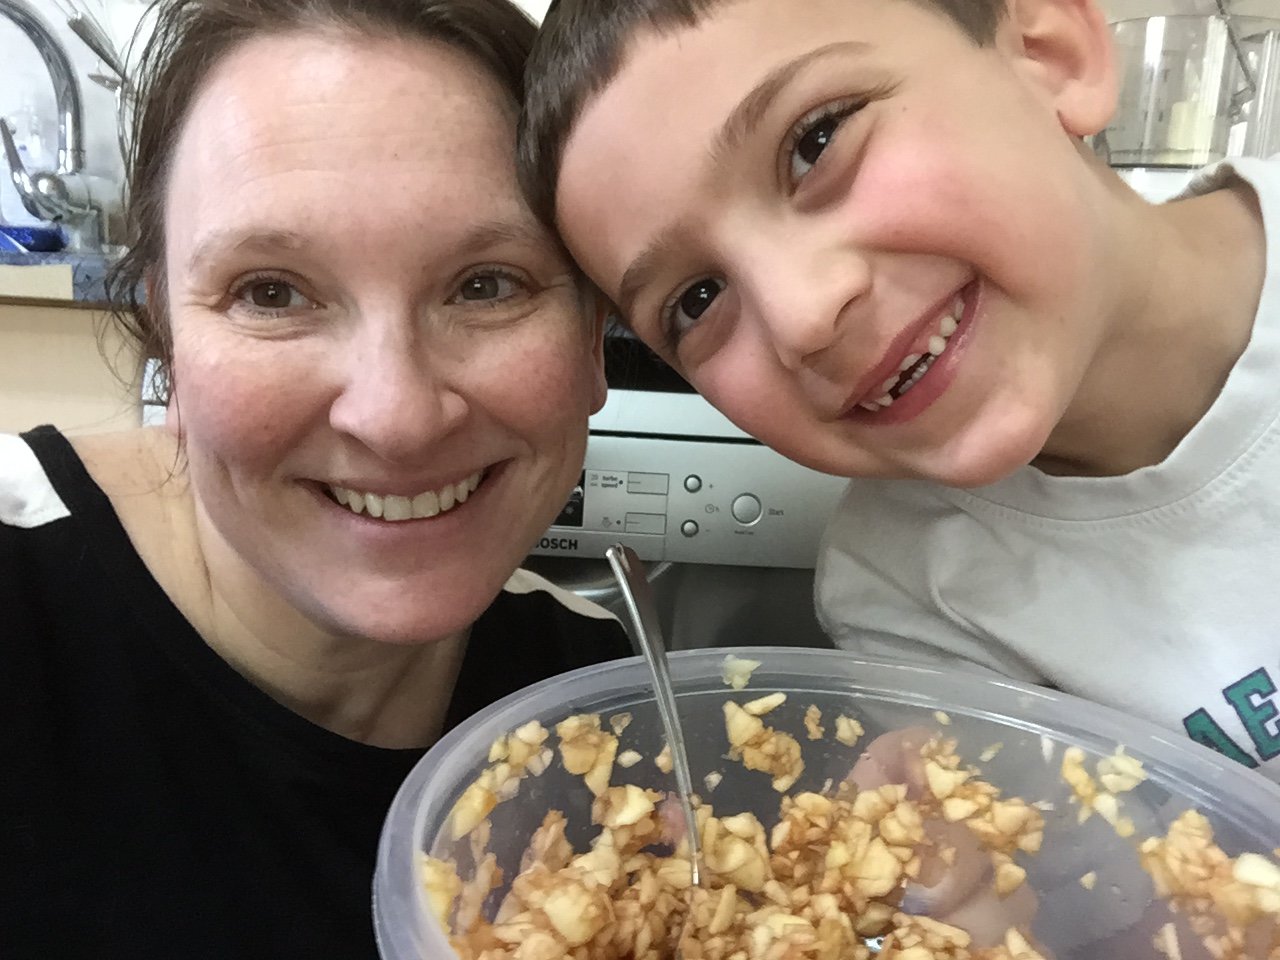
[555,0,1118,486]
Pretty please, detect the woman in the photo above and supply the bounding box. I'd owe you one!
[1,0,628,956]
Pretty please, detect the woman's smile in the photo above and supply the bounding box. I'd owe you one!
[323,469,487,522]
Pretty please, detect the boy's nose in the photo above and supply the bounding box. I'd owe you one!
[328,321,467,464]
[741,240,871,373]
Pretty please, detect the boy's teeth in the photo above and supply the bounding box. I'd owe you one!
[857,297,965,415]
[328,471,483,522]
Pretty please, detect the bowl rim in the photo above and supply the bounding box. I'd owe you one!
[373,647,1280,959]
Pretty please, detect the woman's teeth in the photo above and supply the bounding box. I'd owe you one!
[328,471,483,522]
[858,297,963,413]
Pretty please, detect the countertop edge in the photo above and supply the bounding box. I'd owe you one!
[0,252,127,307]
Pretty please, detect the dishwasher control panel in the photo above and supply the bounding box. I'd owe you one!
[531,434,850,568]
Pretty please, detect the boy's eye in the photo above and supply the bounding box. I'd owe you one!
[664,277,726,338]
[452,271,522,303]
[788,102,859,184]
[797,117,839,166]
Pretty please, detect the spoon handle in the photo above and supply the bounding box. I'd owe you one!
[605,544,703,886]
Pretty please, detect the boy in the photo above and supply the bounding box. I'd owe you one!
[518,0,1280,779]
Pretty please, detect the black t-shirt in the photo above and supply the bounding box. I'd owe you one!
[0,426,630,959]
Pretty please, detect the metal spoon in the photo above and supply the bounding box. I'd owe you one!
[605,543,704,889]
[607,544,882,957]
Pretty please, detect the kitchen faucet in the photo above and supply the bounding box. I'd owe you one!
[0,0,103,250]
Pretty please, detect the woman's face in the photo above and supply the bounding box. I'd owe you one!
[162,30,605,644]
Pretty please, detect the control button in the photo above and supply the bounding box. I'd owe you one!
[684,475,703,493]
[680,520,699,538]
[731,494,763,525]
[624,512,666,535]
[626,471,669,495]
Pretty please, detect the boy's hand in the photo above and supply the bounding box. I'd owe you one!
[851,727,1045,952]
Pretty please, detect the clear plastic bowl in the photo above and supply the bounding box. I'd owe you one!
[374,648,1280,959]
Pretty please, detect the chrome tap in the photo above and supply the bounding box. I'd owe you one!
[0,0,102,249]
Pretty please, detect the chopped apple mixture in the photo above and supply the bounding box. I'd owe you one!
[425,698,1280,960]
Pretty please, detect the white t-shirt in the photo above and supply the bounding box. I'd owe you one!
[816,158,1280,780]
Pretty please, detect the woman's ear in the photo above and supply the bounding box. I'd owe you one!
[142,270,181,435]
[1002,0,1118,137]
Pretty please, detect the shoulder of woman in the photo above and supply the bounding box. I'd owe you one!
[70,427,184,500]
[70,429,200,574]
[1,427,187,539]
[0,431,70,529]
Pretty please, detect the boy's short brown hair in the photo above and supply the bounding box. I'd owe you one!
[517,0,1007,227]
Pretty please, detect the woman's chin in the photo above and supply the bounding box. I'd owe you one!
[309,586,494,647]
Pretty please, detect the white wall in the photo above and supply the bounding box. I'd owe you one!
[0,0,151,230]
[1104,0,1280,18]
[1,0,1272,237]
[0,0,545,235]
[513,0,551,21]
[509,1,1280,24]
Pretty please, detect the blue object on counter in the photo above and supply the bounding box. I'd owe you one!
[0,224,66,252]
[0,230,25,253]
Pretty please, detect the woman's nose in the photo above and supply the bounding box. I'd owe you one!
[327,324,466,463]
[741,238,871,373]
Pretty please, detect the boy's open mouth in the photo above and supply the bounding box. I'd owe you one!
[849,285,971,415]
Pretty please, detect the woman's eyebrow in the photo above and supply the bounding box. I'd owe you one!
[183,219,549,275]
[185,229,309,273]
[450,218,554,258]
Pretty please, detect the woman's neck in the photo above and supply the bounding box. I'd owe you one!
[79,428,466,749]
[192,510,469,748]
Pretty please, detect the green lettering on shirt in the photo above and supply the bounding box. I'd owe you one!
[1183,708,1259,768]
[1223,668,1280,761]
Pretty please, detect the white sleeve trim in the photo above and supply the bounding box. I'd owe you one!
[0,433,71,529]
[503,568,622,623]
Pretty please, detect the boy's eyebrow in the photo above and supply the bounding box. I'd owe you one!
[617,40,870,316]
[709,40,871,168]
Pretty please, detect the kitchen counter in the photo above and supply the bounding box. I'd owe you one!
[0,251,123,307]
[0,252,143,433]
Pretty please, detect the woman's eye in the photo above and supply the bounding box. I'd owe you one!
[667,277,726,336]
[235,279,312,312]
[453,272,520,303]
[788,105,856,184]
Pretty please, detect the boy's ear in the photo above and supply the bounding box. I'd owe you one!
[587,292,610,415]
[1002,0,1118,137]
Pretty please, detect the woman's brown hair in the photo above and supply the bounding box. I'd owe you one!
[105,0,536,403]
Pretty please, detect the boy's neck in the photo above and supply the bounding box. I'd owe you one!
[1034,174,1266,479]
